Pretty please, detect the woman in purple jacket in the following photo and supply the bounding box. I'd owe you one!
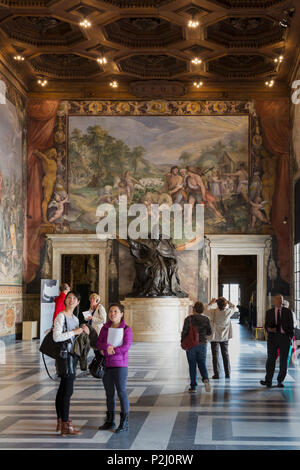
[96,303,133,433]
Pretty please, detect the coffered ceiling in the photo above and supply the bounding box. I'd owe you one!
[0,0,299,98]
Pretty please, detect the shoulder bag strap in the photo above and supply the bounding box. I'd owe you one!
[42,353,58,381]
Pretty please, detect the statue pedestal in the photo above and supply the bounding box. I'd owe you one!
[121,297,193,342]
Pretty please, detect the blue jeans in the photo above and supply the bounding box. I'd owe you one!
[103,367,129,414]
[186,343,208,387]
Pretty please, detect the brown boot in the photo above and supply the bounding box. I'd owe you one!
[61,421,82,436]
[56,418,62,433]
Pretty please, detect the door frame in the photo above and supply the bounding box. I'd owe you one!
[207,235,271,327]
[45,234,110,310]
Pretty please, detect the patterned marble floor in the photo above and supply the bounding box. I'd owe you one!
[0,321,300,450]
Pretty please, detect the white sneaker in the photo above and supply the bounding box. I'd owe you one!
[204,379,211,392]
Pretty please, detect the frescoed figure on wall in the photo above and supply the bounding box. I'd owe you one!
[166,165,185,204]
[33,148,58,223]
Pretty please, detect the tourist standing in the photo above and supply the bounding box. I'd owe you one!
[205,297,235,379]
[97,303,133,433]
[53,290,89,435]
[181,301,212,392]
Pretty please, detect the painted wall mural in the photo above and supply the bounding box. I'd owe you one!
[25,99,290,299]
[0,72,26,339]
[66,114,251,239]
[0,77,25,286]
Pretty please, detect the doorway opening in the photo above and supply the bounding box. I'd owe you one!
[218,255,257,327]
[61,254,99,312]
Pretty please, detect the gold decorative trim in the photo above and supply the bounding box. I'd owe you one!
[0,286,22,296]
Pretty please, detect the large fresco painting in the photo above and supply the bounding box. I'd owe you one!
[0,93,23,285]
[67,115,251,241]
[25,99,289,295]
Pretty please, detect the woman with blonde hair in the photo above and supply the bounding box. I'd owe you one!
[79,293,106,360]
[79,292,106,337]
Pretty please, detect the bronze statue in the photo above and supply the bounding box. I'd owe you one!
[128,235,187,297]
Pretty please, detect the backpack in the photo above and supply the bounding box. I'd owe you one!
[181,316,199,350]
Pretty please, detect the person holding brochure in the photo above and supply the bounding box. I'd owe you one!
[79,292,106,337]
[96,303,133,433]
[79,293,107,360]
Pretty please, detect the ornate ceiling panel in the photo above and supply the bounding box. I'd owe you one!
[100,0,174,6]
[175,3,211,18]
[104,18,183,48]
[1,16,85,46]
[208,54,275,78]
[119,54,187,78]
[0,0,297,94]
[210,1,286,7]
[207,17,285,48]
[29,54,102,79]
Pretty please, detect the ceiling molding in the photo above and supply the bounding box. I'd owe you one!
[0,0,296,96]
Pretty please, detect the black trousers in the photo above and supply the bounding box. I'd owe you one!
[55,374,76,422]
[210,341,230,377]
[265,333,291,384]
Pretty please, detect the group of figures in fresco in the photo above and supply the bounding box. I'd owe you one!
[0,171,23,284]
[35,125,274,244]
[0,86,24,286]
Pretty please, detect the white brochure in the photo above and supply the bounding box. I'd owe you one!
[107,328,124,347]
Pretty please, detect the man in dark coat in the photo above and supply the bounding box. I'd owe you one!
[260,293,294,388]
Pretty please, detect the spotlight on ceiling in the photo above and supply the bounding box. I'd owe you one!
[13,55,25,62]
[37,78,48,87]
[193,81,203,88]
[109,80,118,88]
[265,79,275,88]
[188,18,199,28]
[191,57,202,65]
[79,18,91,28]
[97,56,107,65]
[274,55,284,64]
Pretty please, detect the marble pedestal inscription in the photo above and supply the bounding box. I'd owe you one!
[122,297,192,342]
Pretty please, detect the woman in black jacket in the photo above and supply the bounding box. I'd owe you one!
[181,301,212,393]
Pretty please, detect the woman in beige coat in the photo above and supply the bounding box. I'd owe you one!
[85,293,107,336]
[205,297,235,379]
[79,293,106,360]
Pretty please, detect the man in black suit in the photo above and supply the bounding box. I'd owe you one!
[260,294,294,388]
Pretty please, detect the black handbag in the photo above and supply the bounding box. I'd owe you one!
[88,354,105,379]
[39,316,72,360]
[56,354,77,378]
[40,315,73,380]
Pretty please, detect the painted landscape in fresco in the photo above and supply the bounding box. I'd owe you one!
[0,97,23,285]
[67,115,251,243]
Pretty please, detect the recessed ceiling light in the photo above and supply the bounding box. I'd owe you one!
[193,81,203,88]
[109,80,118,88]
